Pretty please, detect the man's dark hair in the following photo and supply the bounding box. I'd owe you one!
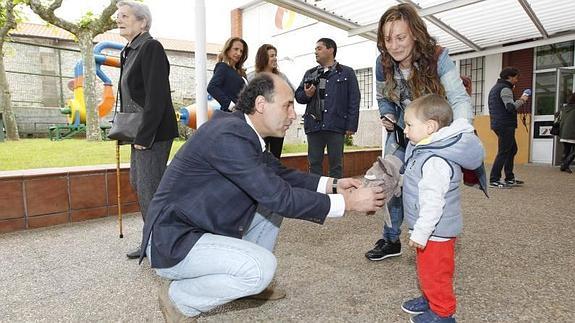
[235,73,276,114]
[568,92,575,105]
[500,67,519,80]
[317,37,337,58]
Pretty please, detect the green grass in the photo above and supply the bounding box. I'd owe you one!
[0,139,183,171]
[281,143,369,154]
[0,139,373,171]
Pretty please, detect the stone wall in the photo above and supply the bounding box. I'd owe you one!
[5,38,217,136]
[13,107,67,137]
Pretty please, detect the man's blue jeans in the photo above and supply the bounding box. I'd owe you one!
[148,211,283,317]
[382,134,405,242]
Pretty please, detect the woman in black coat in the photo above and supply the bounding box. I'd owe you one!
[207,37,248,111]
[559,93,575,173]
[116,0,178,259]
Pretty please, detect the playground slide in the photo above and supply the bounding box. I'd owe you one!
[56,41,218,139]
[98,85,115,118]
[64,42,124,125]
[178,95,220,129]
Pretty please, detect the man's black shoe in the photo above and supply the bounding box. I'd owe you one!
[505,178,524,186]
[365,239,402,261]
[126,247,142,260]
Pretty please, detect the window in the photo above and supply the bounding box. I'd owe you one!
[536,41,574,70]
[534,41,575,116]
[533,72,556,116]
[355,68,373,109]
[459,56,485,115]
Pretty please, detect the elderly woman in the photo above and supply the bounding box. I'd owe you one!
[207,37,248,111]
[116,0,178,259]
[248,44,294,158]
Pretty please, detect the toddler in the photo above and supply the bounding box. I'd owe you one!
[401,94,485,323]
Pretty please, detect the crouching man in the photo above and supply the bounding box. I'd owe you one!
[138,73,386,321]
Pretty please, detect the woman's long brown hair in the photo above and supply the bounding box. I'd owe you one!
[218,37,248,77]
[254,44,279,74]
[376,3,445,102]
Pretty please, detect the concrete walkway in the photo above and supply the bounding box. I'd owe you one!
[1,164,573,322]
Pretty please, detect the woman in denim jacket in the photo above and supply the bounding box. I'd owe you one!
[364,1,473,298]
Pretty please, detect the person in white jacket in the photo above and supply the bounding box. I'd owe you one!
[400,94,485,323]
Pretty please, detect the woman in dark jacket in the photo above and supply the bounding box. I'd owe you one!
[559,93,575,173]
[247,44,294,158]
[207,37,248,111]
[116,0,178,259]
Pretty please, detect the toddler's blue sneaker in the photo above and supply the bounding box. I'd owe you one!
[410,310,455,323]
[401,296,429,315]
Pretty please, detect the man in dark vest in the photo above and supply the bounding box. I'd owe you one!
[488,67,530,188]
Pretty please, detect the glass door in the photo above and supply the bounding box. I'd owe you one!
[531,67,575,164]
[553,68,575,165]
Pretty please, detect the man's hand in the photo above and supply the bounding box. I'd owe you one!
[304,83,316,98]
[343,186,385,212]
[408,239,425,250]
[336,177,362,193]
[345,130,355,136]
[134,144,146,150]
[380,113,396,131]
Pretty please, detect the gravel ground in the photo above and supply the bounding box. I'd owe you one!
[1,164,573,322]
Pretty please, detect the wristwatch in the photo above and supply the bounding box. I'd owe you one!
[332,178,338,194]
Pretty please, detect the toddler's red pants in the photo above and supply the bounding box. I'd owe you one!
[416,238,456,317]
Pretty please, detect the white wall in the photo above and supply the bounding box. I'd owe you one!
[482,53,503,115]
[241,3,508,147]
[242,3,381,146]
[242,2,378,115]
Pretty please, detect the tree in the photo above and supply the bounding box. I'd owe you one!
[0,0,22,140]
[28,0,118,140]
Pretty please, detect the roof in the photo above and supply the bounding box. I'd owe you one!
[262,0,575,59]
[10,23,222,55]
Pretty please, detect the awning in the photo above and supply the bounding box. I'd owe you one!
[262,0,575,59]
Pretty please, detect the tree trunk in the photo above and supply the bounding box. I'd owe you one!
[78,32,100,141]
[0,41,19,140]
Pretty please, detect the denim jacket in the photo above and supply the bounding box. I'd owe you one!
[375,49,473,130]
[295,63,360,134]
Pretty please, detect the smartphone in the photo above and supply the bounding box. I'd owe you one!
[381,115,396,124]
[381,115,403,131]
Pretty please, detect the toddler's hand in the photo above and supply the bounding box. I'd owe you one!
[408,239,425,250]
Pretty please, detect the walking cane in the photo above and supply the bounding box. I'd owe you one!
[115,141,124,238]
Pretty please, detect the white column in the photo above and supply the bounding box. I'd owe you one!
[194,0,208,127]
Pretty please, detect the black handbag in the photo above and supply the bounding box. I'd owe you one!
[550,112,561,136]
[108,111,143,143]
[550,121,560,136]
[107,60,143,144]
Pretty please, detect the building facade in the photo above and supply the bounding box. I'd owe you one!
[237,2,575,165]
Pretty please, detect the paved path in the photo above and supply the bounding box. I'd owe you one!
[1,164,573,322]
